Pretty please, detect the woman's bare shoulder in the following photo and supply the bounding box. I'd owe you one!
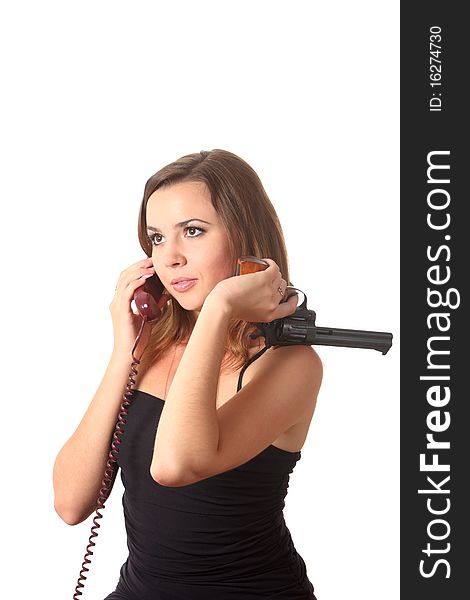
[266,344,322,376]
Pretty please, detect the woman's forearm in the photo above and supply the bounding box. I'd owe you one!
[150,295,232,483]
[53,350,137,524]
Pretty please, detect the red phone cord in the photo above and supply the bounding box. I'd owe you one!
[72,317,149,599]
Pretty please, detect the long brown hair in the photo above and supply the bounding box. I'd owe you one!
[136,149,292,374]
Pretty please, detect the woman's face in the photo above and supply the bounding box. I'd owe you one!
[146,181,235,319]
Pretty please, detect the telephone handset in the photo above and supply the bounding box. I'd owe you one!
[73,257,393,599]
[132,273,166,322]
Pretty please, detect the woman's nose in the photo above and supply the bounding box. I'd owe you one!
[158,240,187,268]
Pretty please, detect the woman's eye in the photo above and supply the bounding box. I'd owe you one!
[148,233,163,245]
[186,226,204,237]
[148,226,205,246]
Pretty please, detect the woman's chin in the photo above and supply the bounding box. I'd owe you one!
[173,297,204,314]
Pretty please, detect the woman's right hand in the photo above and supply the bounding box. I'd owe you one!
[109,257,166,356]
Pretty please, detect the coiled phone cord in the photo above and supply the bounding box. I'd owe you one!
[72,317,150,599]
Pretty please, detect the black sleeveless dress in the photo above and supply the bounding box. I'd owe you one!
[104,389,317,599]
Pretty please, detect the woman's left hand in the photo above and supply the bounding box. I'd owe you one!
[207,258,298,322]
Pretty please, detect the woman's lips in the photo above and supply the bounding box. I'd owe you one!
[171,279,197,292]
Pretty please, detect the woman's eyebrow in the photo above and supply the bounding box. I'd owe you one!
[147,218,211,232]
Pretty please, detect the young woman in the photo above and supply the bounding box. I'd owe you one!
[53,149,323,599]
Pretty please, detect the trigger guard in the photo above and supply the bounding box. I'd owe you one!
[285,286,306,307]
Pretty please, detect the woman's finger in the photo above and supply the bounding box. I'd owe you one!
[281,292,299,315]
[260,258,281,281]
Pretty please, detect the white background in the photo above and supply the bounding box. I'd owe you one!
[0,1,399,598]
